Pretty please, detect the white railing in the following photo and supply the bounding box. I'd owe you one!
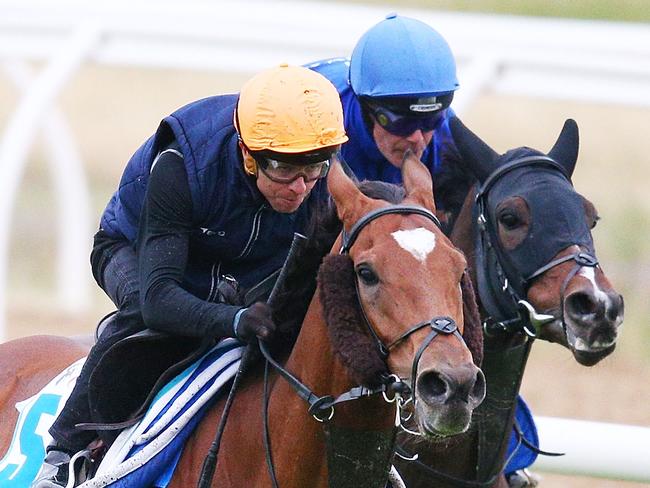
[1,0,649,341]
[534,417,650,483]
[0,2,649,481]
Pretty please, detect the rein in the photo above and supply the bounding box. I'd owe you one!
[258,204,464,488]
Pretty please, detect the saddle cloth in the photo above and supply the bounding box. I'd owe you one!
[0,339,243,488]
[504,395,539,474]
[79,338,244,487]
[0,358,86,487]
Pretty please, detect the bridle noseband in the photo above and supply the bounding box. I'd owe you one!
[474,156,599,338]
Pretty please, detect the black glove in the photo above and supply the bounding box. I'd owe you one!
[235,302,276,344]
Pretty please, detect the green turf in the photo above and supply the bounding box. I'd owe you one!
[327,0,650,23]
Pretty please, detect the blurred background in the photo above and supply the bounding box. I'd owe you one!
[1,0,648,486]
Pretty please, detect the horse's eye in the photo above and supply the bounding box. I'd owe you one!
[590,215,600,229]
[356,264,379,286]
[498,212,521,230]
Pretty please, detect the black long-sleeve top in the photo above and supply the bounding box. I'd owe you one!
[135,149,241,338]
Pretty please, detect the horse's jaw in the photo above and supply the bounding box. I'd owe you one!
[537,316,620,366]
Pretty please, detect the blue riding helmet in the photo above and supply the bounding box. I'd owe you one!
[349,13,459,98]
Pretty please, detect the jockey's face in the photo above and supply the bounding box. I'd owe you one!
[371,119,434,168]
[256,168,317,213]
[241,150,316,213]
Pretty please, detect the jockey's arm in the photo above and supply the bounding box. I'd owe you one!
[136,150,243,339]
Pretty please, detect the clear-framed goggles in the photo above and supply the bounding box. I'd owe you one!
[250,148,335,184]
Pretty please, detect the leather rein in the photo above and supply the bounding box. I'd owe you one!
[258,204,468,488]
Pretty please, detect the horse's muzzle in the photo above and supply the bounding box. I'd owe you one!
[414,363,486,436]
[564,289,624,365]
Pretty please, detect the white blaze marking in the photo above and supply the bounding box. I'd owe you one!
[579,266,610,309]
[391,227,436,262]
[574,266,620,349]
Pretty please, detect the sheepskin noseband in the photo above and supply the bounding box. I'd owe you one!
[318,255,484,387]
[318,254,388,386]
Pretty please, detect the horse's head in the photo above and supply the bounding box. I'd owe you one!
[451,118,624,366]
[322,153,485,438]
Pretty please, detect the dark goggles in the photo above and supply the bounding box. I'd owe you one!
[366,103,445,137]
[253,154,331,183]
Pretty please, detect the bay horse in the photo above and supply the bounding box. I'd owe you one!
[0,155,485,488]
[393,118,624,488]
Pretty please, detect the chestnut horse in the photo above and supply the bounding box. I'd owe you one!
[0,156,485,488]
[394,118,624,488]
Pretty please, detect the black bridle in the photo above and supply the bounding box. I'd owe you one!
[258,204,470,488]
[341,204,468,390]
[395,157,586,488]
[199,205,473,488]
[474,156,599,338]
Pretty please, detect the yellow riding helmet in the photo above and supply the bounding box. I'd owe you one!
[236,64,348,154]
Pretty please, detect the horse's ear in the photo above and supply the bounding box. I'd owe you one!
[327,155,372,223]
[401,149,436,213]
[449,117,499,182]
[548,118,579,177]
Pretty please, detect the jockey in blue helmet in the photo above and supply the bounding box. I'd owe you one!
[307,13,470,228]
[309,14,540,488]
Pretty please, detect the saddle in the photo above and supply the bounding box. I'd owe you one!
[86,269,281,446]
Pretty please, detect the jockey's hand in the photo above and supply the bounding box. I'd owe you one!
[235,302,276,344]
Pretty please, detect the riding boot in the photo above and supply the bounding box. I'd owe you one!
[48,303,144,447]
[31,443,72,488]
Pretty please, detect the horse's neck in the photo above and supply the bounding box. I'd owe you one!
[450,185,478,284]
[264,289,394,487]
[396,431,484,488]
[282,295,344,393]
[280,291,392,426]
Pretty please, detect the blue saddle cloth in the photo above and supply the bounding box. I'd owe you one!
[83,338,244,487]
[504,395,539,474]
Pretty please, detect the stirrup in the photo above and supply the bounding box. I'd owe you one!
[68,450,92,487]
[36,450,91,488]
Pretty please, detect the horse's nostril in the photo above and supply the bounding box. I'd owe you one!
[417,371,448,402]
[470,369,486,405]
[607,293,625,322]
[566,291,600,317]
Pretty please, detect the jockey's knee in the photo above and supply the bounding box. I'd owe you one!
[119,291,141,318]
